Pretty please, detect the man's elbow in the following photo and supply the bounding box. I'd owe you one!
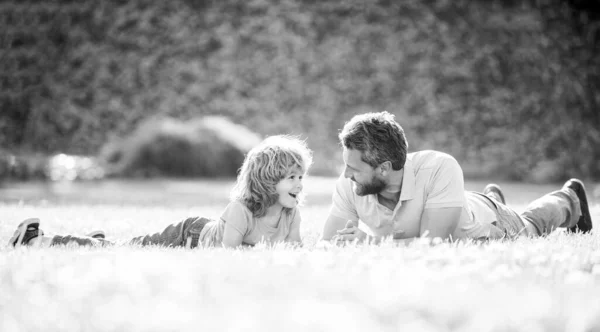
[319,236,333,244]
[320,225,339,241]
[420,223,459,240]
[420,230,453,240]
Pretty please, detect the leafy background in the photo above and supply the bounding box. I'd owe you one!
[1,0,598,181]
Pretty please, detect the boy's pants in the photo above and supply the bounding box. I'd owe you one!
[51,217,213,249]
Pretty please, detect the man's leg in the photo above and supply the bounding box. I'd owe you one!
[521,179,592,235]
[483,184,506,205]
[472,189,537,238]
[565,179,593,233]
[129,217,212,248]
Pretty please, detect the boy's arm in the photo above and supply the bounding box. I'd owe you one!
[221,223,245,248]
[285,211,302,244]
[219,202,250,248]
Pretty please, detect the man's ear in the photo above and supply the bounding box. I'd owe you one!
[378,161,392,175]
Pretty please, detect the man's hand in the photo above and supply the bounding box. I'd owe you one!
[332,220,367,244]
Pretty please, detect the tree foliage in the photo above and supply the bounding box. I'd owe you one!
[0,0,598,181]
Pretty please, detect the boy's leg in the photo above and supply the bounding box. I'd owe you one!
[50,233,113,247]
[8,218,44,247]
[521,179,592,235]
[87,230,106,240]
[129,217,212,248]
[8,218,112,247]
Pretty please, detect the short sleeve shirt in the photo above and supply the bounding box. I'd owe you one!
[329,150,472,238]
[199,200,300,246]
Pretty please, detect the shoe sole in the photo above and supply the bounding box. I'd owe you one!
[8,218,41,247]
[567,179,593,233]
[483,184,506,205]
[87,231,106,240]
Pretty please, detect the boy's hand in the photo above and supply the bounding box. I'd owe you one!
[332,220,367,243]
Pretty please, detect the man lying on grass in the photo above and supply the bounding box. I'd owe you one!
[323,112,593,244]
[9,135,313,249]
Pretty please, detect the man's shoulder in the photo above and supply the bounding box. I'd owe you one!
[409,150,459,170]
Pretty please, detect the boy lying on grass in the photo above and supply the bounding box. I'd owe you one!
[9,135,313,249]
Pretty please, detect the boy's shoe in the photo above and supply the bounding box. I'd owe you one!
[565,179,593,233]
[483,184,506,205]
[86,230,106,240]
[8,218,44,247]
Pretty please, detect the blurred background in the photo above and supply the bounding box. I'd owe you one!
[0,0,599,191]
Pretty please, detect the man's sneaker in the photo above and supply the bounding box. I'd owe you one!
[86,230,106,240]
[565,179,593,233]
[483,184,506,205]
[8,218,44,247]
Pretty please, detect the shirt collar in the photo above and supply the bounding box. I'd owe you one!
[366,156,415,206]
[399,157,415,202]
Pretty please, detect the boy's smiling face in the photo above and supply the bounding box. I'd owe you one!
[274,166,304,209]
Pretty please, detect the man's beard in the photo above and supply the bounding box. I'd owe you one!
[353,176,386,196]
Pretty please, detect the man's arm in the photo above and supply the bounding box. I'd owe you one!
[321,214,356,241]
[324,207,461,244]
[386,207,461,245]
[322,173,361,241]
[419,207,462,239]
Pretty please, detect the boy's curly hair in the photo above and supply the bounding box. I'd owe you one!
[230,135,313,218]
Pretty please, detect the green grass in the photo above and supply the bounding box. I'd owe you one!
[1,178,600,331]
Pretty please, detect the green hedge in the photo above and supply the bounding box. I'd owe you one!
[0,0,598,181]
[100,116,263,177]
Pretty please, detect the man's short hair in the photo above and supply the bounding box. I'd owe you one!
[339,111,408,170]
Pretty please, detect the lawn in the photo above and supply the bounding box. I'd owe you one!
[1,177,600,331]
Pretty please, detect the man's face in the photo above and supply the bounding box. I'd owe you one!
[342,148,385,196]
